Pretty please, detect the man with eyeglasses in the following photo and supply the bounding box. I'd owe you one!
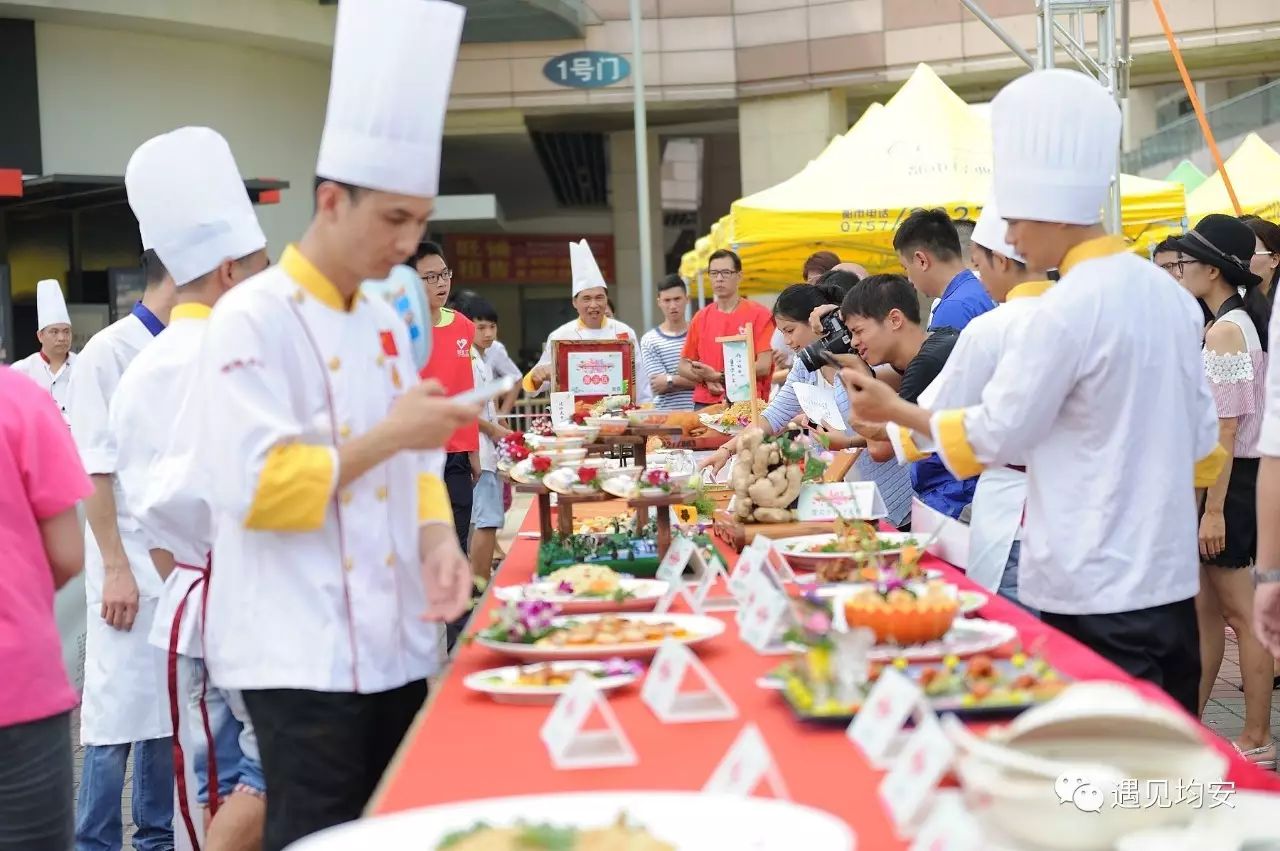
[678,249,775,407]
[413,240,479,555]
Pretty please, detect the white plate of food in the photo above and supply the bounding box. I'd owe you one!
[599,471,696,501]
[462,660,642,705]
[583,415,629,435]
[552,423,601,442]
[288,791,856,851]
[475,612,726,662]
[864,617,1017,662]
[494,564,668,613]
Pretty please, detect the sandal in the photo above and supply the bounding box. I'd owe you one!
[1233,741,1277,771]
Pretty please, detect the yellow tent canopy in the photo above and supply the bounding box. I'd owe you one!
[717,64,1185,294]
[1188,133,1280,222]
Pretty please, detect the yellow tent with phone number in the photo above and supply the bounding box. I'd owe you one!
[684,64,1186,296]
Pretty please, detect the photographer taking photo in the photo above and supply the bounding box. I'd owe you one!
[700,279,855,473]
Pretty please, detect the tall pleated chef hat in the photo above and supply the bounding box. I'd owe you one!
[316,0,466,198]
[570,239,608,296]
[125,127,266,287]
[36,279,70,329]
[972,197,1025,264]
[992,68,1121,226]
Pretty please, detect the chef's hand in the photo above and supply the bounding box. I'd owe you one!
[838,368,900,424]
[527,365,551,388]
[385,381,482,451]
[1199,510,1226,560]
[1254,582,1280,656]
[101,563,139,631]
[420,524,473,622]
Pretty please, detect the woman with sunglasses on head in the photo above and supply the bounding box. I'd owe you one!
[701,278,855,474]
[1241,215,1280,302]
[1170,214,1274,767]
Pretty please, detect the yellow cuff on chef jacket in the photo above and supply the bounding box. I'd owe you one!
[245,444,336,532]
[418,473,454,526]
[521,371,540,393]
[897,425,930,463]
[934,409,985,480]
[1194,444,1229,489]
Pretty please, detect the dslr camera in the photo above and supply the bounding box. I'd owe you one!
[798,309,855,372]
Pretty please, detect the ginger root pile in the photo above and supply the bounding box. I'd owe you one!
[730,427,804,524]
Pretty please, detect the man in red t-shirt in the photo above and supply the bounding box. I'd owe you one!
[678,249,775,406]
[414,240,478,551]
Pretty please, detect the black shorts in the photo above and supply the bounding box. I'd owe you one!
[444,451,473,552]
[1202,456,1258,568]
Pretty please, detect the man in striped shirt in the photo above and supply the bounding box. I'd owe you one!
[640,275,696,412]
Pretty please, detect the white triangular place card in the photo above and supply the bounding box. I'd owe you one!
[908,789,984,851]
[689,548,737,612]
[879,712,956,838]
[748,533,795,581]
[653,536,697,614]
[641,637,737,723]
[846,665,929,770]
[703,722,790,799]
[539,671,638,770]
[736,573,793,655]
[796,481,887,521]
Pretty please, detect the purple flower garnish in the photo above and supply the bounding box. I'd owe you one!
[556,581,575,595]
[602,657,643,677]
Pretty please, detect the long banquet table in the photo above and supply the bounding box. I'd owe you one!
[370,500,1280,848]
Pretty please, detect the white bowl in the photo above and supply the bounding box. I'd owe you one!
[954,682,1228,850]
[553,424,600,442]
[531,447,588,465]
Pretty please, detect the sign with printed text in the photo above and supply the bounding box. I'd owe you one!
[567,351,625,395]
[550,392,576,427]
[444,234,615,286]
[543,51,631,89]
[793,382,845,430]
[796,482,887,522]
[721,338,753,404]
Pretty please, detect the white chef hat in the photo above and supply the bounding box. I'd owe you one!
[570,239,607,296]
[125,127,266,287]
[992,69,1121,226]
[316,0,465,199]
[36,279,70,330]
[972,198,1025,264]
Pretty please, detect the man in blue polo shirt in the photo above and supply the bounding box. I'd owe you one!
[893,208,995,331]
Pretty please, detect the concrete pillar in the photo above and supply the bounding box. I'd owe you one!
[609,130,663,333]
[1122,86,1159,153]
[738,89,847,196]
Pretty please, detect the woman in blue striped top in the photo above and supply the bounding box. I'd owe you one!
[702,281,856,472]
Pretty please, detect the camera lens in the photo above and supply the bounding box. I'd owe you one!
[797,313,854,372]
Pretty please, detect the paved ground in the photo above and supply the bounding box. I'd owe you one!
[70,501,1276,847]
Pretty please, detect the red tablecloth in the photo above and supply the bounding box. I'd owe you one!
[371,502,1280,847]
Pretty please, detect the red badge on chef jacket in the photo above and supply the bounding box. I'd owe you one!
[380,330,399,357]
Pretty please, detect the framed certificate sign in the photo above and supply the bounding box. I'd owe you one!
[551,339,635,402]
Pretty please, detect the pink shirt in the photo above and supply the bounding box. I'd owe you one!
[0,366,92,727]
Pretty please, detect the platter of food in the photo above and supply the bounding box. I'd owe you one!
[806,581,987,615]
[599,468,696,501]
[773,651,1071,724]
[494,564,669,613]
[699,399,768,435]
[462,659,643,705]
[774,527,922,576]
[476,609,725,662]
[288,791,856,851]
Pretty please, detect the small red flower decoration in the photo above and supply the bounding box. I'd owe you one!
[577,467,598,485]
[572,411,588,425]
[531,456,553,474]
[644,469,670,487]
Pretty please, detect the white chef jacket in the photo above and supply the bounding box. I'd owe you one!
[484,339,521,379]
[110,304,213,659]
[521,316,652,403]
[887,283,1050,592]
[196,245,450,694]
[1254,304,1280,458]
[67,306,171,745]
[928,237,1221,615]
[11,350,75,423]
[473,347,498,473]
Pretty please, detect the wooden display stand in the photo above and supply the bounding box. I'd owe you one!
[625,491,698,559]
[712,510,836,553]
